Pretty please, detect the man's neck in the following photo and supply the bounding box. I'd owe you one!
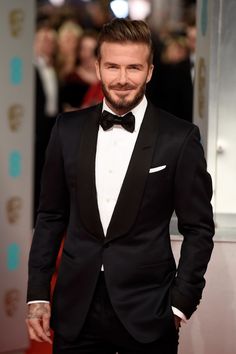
[104,96,146,116]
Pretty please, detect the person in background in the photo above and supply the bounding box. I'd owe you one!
[147,4,197,123]
[33,26,60,224]
[56,20,83,81]
[147,29,193,123]
[60,30,100,111]
[185,21,197,82]
[26,19,214,354]
[80,78,103,109]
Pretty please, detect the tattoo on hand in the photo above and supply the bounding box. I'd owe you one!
[27,303,51,319]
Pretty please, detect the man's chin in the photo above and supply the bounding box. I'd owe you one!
[110,94,135,107]
[113,92,132,102]
[103,84,146,112]
[110,100,133,111]
[113,90,133,96]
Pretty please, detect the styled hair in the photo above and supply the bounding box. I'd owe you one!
[97,18,153,64]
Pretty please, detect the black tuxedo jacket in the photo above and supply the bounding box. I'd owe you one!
[27,102,214,343]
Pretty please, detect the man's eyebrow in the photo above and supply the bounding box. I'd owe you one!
[104,62,119,66]
[127,64,144,68]
[103,62,144,68]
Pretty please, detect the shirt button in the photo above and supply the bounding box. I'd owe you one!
[109,169,112,174]
[106,198,110,203]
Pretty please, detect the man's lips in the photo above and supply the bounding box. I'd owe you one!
[113,89,132,92]
[110,86,135,91]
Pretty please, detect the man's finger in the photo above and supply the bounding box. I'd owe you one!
[26,319,52,344]
[27,323,43,342]
[42,313,51,337]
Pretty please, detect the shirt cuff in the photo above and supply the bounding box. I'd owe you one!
[27,300,50,305]
[172,306,187,322]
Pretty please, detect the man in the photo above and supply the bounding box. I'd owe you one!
[26,19,214,354]
[34,26,61,223]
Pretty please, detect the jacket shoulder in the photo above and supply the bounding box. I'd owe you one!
[52,104,101,144]
[147,103,198,141]
[57,103,102,128]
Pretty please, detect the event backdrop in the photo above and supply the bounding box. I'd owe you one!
[194,0,236,229]
[0,0,35,352]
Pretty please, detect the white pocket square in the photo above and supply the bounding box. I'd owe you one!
[149,165,166,173]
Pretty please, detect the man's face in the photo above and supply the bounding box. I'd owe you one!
[95,41,153,115]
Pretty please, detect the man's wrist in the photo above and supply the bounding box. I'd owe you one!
[27,300,50,305]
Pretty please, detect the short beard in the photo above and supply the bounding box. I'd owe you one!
[101,82,146,113]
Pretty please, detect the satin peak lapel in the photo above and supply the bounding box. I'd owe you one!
[77,104,105,240]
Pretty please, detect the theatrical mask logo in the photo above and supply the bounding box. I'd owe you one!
[4,289,21,317]
[8,104,24,132]
[198,57,206,119]
[9,9,24,38]
[6,196,23,224]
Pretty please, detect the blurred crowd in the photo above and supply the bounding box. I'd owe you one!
[33,3,197,222]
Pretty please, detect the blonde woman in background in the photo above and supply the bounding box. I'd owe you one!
[56,21,83,81]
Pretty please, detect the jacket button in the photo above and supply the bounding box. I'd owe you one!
[103,243,110,248]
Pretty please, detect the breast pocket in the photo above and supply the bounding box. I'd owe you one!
[146,164,170,196]
[149,165,167,174]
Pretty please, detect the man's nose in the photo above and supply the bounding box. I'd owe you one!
[118,69,127,84]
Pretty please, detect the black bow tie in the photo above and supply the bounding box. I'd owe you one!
[100,110,135,133]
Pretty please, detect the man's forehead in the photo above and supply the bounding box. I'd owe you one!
[99,41,150,59]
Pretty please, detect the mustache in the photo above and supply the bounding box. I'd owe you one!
[109,84,136,90]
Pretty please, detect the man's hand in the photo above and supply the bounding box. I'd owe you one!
[26,303,52,344]
[174,315,181,330]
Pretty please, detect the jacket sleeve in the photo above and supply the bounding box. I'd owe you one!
[171,125,215,318]
[27,115,69,302]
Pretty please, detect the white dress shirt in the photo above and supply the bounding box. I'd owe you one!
[35,56,58,117]
[96,97,147,235]
[28,96,186,322]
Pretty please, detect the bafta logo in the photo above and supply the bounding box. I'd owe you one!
[6,196,23,224]
[198,57,206,119]
[8,104,24,132]
[9,9,24,38]
[4,289,20,317]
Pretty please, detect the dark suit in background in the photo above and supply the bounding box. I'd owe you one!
[34,67,60,224]
[146,31,193,123]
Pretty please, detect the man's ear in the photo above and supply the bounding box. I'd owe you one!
[95,60,101,81]
[146,64,154,83]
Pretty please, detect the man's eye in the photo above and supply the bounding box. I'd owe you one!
[129,66,140,71]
